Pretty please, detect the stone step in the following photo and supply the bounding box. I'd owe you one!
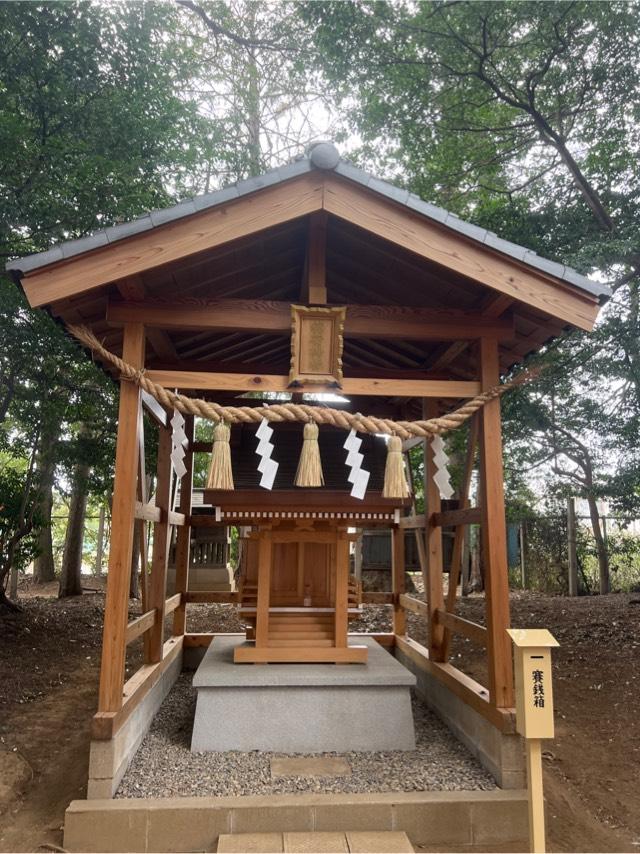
[217,831,414,853]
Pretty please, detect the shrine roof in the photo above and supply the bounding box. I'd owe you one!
[6,142,608,303]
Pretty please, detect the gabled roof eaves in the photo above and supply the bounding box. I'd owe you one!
[5,145,609,302]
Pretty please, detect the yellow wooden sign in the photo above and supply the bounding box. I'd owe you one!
[507,628,559,854]
[507,628,559,740]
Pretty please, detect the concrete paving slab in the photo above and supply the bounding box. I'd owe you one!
[271,757,352,779]
[346,831,414,852]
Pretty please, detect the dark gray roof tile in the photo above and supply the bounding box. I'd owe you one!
[193,185,240,211]
[104,215,153,243]
[405,195,448,223]
[522,251,566,280]
[482,233,529,261]
[7,246,64,273]
[4,144,610,303]
[149,200,197,227]
[367,177,410,206]
[61,232,108,259]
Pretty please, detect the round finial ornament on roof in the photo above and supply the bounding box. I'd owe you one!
[308,141,340,170]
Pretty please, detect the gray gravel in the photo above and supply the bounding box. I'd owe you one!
[116,674,495,799]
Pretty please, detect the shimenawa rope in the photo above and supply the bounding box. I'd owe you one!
[67,324,536,442]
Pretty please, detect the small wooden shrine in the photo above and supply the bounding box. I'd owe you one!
[212,425,406,663]
[7,142,608,813]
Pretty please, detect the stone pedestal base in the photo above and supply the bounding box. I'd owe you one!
[191,637,416,753]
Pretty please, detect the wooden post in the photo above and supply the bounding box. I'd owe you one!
[173,415,194,636]
[442,416,478,658]
[391,525,406,636]
[303,211,328,304]
[423,399,446,661]
[255,529,272,647]
[335,531,349,647]
[478,338,514,708]
[566,497,578,597]
[98,322,145,713]
[147,424,173,662]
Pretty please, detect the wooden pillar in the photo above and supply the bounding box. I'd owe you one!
[148,423,173,662]
[303,211,328,304]
[478,337,514,708]
[335,531,349,647]
[391,525,406,636]
[442,416,478,659]
[173,415,194,636]
[255,529,272,647]
[423,399,446,661]
[98,322,145,713]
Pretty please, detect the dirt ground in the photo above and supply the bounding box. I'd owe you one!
[0,579,639,853]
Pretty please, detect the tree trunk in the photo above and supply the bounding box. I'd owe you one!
[94,504,105,576]
[58,460,90,598]
[586,494,610,595]
[33,477,55,583]
[33,420,59,583]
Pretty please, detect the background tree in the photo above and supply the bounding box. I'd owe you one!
[304,0,640,568]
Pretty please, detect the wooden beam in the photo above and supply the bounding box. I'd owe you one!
[398,514,426,529]
[255,530,272,647]
[116,275,177,362]
[22,172,324,307]
[173,415,194,636]
[394,636,515,733]
[125,608,157,645]
[107,299,515,341]
[335,532,349,647]
[164,592,182,616]
[443,416,479,659]
[399,593,429,618]
[303,211,328,304]
[92,636,182,740]
[323,175,599,331]
[435,609,487,647]
[423,400,446,662]
[392,526,407,636]
[234,645,368,664]
[146,369,481,398]
[98,322,145,714]
[478,338,514,708]
[147,425,173,662]
[431,507,482,527]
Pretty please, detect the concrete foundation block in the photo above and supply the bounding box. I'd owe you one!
[146,800,231,853]
[64,790,528,853]
[231,804,315,835]
[395,647,525,789]
[313,801,394,832]
[87,651,182,799]
[191,638,416,753]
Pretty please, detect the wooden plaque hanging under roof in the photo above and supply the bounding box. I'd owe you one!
[289,304,345,387]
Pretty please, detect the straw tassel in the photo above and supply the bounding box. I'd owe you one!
[206,421,234,490]
[383,434,409,499]
[295,421,324,487]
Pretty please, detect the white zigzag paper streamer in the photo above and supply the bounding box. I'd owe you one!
[170,410,188,479]
[344,428,370,500]
[431,435,454,500]
[255,418,278,490]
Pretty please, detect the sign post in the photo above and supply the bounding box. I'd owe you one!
[507,628,559,854]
